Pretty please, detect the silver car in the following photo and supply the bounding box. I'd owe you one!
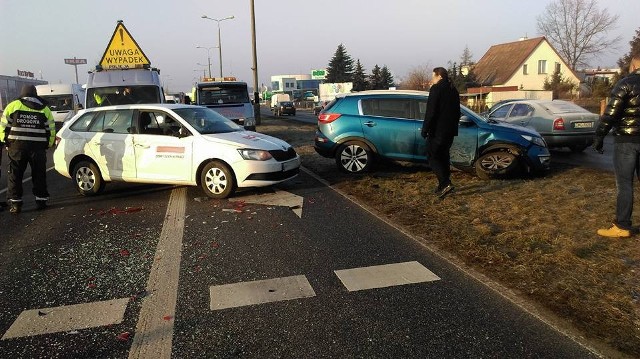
[487,100,599,152]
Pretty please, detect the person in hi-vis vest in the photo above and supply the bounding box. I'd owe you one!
[0,85,55,214]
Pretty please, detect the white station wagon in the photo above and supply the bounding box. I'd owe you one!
[53,104,300,198]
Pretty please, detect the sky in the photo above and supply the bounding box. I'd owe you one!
[1,0,637,94]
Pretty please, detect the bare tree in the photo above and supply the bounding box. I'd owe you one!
[398,65,431,91]
[537,0,621,70]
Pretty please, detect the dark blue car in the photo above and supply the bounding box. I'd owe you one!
[314,90,550,178]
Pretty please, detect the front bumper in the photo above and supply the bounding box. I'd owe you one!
[234,156,301,187]
[525,145,551,172]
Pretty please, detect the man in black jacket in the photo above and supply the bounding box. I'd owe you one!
[421,67,460,199]
[593,54,640,238]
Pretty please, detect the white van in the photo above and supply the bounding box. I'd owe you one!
[36,84,85,129]
[84,68,164,109]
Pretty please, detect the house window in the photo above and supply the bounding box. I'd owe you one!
[538,60,547,74]
[555,62,561,73]
[523,64,528,75]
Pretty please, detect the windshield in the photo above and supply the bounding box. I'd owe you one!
[173,107,242,134]
[197,84,250,105]
[41,95,74,111]
[86,86,162,108]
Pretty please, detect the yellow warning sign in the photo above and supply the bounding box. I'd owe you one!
[99,21,150,70]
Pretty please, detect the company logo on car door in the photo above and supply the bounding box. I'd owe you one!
[156,146,185,158]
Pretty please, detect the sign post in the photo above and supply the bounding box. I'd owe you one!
[64,57,87,84]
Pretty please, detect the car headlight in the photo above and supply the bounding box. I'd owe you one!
[521,135,547,147]
[238,149,272,161]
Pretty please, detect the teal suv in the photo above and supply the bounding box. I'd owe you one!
[314,90,550,178]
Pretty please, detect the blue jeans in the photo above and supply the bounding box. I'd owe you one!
[613,142,640,230]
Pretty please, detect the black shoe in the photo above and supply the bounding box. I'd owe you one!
[438,184,455,199]
[36,200,48,210]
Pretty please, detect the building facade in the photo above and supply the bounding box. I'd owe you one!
[0,75,47,109]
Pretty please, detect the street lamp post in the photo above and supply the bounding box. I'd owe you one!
[201,15,234,78]
[196,46,216,78]
[250,0,260,125]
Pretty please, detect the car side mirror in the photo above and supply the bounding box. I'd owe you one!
[459,115,473,126]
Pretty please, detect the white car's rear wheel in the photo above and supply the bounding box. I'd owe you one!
[200,161,236,199]
[73,160,105,196]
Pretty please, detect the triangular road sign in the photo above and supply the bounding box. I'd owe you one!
[99,21,150,70]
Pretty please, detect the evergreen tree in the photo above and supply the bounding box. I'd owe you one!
[447,62,467,93]
[368,65,383,90]
[326,44,354,83]
[460,45,474,67]
[352,59,368,91]
[380,66,395,89]
[617,27,640,77]
[543,68,576,99]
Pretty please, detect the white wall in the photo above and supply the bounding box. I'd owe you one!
[506,41,579,91]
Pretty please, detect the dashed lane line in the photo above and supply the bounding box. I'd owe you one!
[1,298,129,340]
[128,187,186,359]
[334,261,441,292]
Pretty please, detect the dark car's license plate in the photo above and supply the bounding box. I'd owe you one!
[573,122,593,128]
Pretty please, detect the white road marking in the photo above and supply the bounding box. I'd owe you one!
[128,187,186,359]
[230,190,304,218]
[334,261,440,292]
[1,298,129,339]
[210,275,316,310]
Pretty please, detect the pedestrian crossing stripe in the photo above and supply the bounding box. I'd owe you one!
[334,261,441,292]
[210,275,316,310]
[1,298,129,340]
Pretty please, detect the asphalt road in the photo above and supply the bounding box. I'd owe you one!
[0,141,600,358]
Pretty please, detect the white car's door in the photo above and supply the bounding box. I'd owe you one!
[85,109,136,180]
[132,110,193,182]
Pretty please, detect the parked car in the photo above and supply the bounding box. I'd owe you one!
[313,101,328,116]
[479,99,522,117]
[54,104,300,199]
[314,90,550,178]
[273,101,296,116]
[486,99,598,152]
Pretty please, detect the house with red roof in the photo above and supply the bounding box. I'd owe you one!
[466,37,580,110]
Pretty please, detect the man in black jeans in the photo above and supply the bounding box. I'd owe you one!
[593,54,640,238]
[421,67,460,199]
